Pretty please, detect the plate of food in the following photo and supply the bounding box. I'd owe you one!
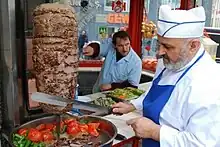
[90,97,117,108]
[105,87,145,102]
[10,114,117,147]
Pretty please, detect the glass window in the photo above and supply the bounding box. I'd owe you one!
[196,0,220,27]
[142,0,181,72]
[24,0,131,109]
[142,0,181,59]
[53,0,131,60]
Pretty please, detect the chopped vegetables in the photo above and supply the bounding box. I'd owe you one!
[91,97,116,107]
[12,118,101,147]
[124,87,145,96]
[12,133,46,147]
[106,87,145,100]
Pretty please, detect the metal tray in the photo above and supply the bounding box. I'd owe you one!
[9,114,118,147]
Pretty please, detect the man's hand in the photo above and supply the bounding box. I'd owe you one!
[127,117,161,141]
[112,102,136,114]
[83,46,94,56]
[100,84,112,91]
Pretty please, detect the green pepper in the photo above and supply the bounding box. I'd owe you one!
[52,130,58,138]
[17,136,25,144]
[18,143,25,147]
[30,142,35,147]
[32,143,39,147]
[25,130,29,137]
[13,141,19,147]
[25,140,31,147]
[38,142,46,147]
[60,125,67,134]
[79,119,89,124]
[14,134,23,140]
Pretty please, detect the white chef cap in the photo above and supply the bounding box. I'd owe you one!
[157,5,206,38]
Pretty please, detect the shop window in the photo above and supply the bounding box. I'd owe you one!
[22,0,131,109]
[195,0,220,27]
[141,0,181,72]
[142,0,181,59]
[50,0,131,61]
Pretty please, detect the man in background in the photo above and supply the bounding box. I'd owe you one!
[78,30,88,58]
[83,31,142,93]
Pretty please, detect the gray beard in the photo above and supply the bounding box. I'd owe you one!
[163,48,190,71]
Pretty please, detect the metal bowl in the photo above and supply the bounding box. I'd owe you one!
[9,114,118,147]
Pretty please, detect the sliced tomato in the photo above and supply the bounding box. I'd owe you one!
[118,95,125,99]
[66,126,80,135]
[27,128,43,142]
[88,123,100,129]
[40,129,51,134]
[36,124,46,131]
[42,131,54,142]
[60,121,64,128]
[53,121,65,131]
[18,128,28,136]
[68,121,79,128]
[64,118,76,125]
[45,123,55,131]
[88,127,99,137]
[88,123,100,137]
[79,124,88,132]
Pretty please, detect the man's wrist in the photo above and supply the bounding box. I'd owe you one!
[129,103,136,112]
[151,124,161,141]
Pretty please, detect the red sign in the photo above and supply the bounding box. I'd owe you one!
[112,0,126,13]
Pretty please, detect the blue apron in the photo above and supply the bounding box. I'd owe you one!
[142,50,205,147]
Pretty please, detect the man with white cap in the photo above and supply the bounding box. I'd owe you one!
[112,5,220,147]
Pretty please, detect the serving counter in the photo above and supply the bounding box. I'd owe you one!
[77,82,152,146]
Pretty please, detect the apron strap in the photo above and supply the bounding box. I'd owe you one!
[153,68,166,85]
[175,50,205,85]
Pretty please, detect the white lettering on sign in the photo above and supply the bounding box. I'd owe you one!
[69,0,81,6]
[69,0,101,32]
[57,0,101,31]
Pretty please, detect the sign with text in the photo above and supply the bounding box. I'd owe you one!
[104,0,130,12]
[107,13,129,24]
[112,0,126,13]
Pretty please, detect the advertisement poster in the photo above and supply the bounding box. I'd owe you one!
[99,26,108,39]
[104,0,130,12]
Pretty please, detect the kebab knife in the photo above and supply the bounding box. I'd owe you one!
[31,92,122,116]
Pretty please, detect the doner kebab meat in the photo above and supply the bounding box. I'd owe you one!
[32,3,78,113]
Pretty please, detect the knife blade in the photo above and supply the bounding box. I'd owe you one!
[31,92,71,107]
[31,92,115,116]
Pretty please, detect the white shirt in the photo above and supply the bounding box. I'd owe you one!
[131,46,220,147]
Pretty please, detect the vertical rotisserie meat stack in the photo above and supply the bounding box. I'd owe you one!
[32,3,78,113]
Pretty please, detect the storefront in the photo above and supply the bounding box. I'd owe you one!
[0,0,220,146]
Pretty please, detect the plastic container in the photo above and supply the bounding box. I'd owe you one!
[201,37,219,60]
